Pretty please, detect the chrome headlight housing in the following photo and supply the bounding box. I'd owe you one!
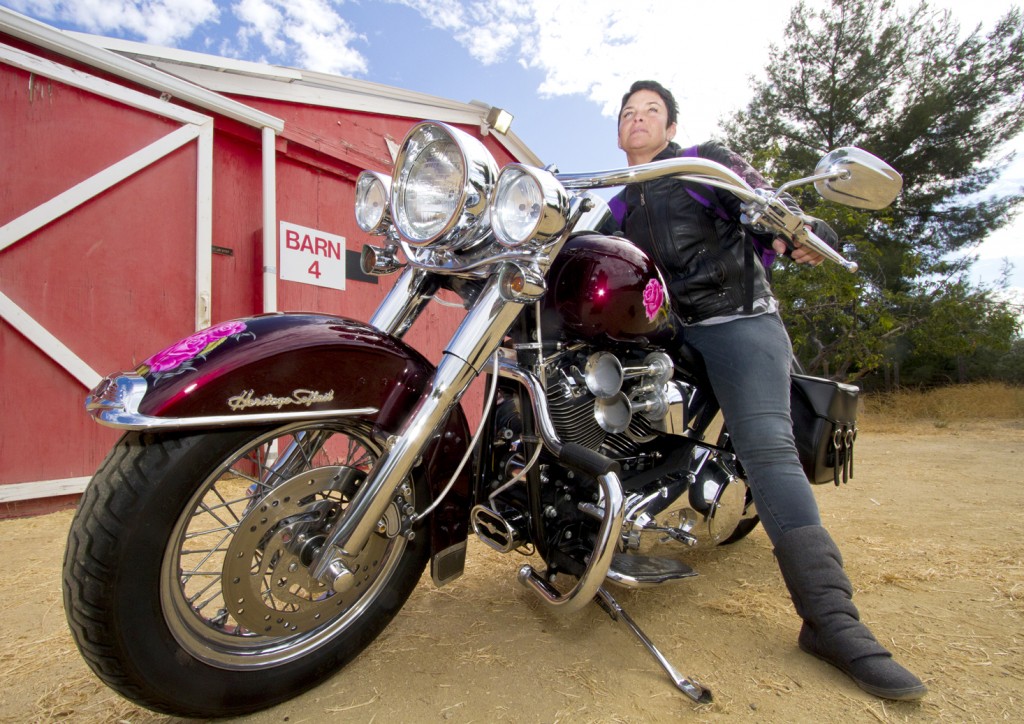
[354,171,392,235]
[390,121,498,250]
[490,164,570,248]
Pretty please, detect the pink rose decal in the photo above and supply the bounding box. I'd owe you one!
[143,320,248,374]
[643,278,666,321]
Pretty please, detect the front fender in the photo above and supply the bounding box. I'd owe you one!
[87,313,472,584]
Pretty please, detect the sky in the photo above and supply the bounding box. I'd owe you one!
[3,0,1022,295]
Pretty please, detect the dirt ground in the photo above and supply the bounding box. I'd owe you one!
[1,421,1021,723]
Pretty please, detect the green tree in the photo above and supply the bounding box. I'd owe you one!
[899,280,1020,385]
[724,0,1024,385]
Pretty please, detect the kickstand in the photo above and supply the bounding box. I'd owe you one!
[595,587,713,704]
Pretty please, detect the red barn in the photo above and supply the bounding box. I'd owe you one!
[0,7,541,516]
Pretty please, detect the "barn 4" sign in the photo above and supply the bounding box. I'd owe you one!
[279,221,347,290]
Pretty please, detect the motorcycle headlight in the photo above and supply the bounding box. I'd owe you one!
[491,164,569,248]
[390,121,497,249]
[354,171,392,235]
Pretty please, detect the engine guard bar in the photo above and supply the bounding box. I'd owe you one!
[494,352,563,453]
[517,467,625,614]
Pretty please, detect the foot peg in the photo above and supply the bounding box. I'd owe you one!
[595,587,712,704]
[606,553,697,588]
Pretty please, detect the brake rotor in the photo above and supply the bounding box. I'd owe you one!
[222,465,388,635]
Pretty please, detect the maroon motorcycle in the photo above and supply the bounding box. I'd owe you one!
[63,120,901,716]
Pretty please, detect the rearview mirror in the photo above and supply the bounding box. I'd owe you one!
[814,148,903,210]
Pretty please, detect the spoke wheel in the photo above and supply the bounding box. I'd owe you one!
[63,421,429,717]
[162,423,412,668]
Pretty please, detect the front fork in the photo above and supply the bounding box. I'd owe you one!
[311,272,523,589]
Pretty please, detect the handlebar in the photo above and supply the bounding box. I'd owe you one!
[797,226,858,273]
[556,157,859,273]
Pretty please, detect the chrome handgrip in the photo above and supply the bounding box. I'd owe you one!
[796,225,859,273]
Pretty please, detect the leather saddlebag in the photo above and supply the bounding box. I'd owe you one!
[790,374,859,485]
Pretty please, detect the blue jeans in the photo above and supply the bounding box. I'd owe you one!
[682,312,820,544]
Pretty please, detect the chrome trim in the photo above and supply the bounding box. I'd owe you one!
[354,171,393,235]
[570,191,612,234]
[413,354,501,523]
[404,246,543,274]
[470,504,523,553]
[604,560,696,589]
[813,147,903,210]
[495,354,563,454]
[85,374,378,430]
[556,157,755,194]
[516,468,625,614]
[430,540,468,587]
[390,121,497,251]
[556,157,858,272]
[359,243,404,276]
[596,587,712,703]
[490,163,569,248]
[648,380,689,436]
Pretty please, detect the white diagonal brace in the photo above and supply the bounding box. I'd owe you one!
[0,39,211,126]
[0,289,101,389]
[0,123,201,254]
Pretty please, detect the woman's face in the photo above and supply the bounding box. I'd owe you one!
[618,89,677,164]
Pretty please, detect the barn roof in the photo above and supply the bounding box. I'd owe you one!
[0,6,284,132]
[69,32,543,166]
[0,6,541,166]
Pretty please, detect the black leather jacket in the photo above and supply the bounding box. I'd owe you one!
[619,141,775,323]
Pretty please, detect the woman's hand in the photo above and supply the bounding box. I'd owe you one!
[772,218,837,266]
[773,237,825,266]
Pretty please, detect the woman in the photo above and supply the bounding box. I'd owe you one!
[612,79,926,701]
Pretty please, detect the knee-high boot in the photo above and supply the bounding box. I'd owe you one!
[773,525,927,700]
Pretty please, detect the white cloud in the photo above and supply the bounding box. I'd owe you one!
[231,0,367,75]
[391,0,787,143]
[4,0,367,75]
[5,0,220,44]
[392,0,530,65]
[391,0,1022,286]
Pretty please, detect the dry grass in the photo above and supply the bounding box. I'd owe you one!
[4,412,1022,722]
[861,382,1024,430]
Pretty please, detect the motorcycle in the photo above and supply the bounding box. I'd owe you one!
[63,120,901,717]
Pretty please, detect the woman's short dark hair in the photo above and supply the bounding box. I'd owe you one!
[620,80,678,127]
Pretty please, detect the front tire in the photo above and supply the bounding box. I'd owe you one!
[63,421,429,717]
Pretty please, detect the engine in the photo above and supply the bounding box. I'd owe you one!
[472,341,753,565]
[542,347,690,454]
[471,235,752,565]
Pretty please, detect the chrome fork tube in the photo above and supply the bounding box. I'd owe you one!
[369,267,435,338]
[312,274,522,583]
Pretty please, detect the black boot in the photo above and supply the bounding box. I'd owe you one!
[774,525,927,700]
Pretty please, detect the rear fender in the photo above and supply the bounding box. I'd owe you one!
[87,313,472,584]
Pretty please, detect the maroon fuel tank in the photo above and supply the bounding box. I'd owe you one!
[542,234,677,346]
[129,313,471,574]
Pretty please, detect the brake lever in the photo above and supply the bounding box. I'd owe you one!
[743,193,858,273]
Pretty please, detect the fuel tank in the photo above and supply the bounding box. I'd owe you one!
[542,234,676,346]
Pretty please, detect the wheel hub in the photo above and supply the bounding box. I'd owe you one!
[222,465,380,635]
